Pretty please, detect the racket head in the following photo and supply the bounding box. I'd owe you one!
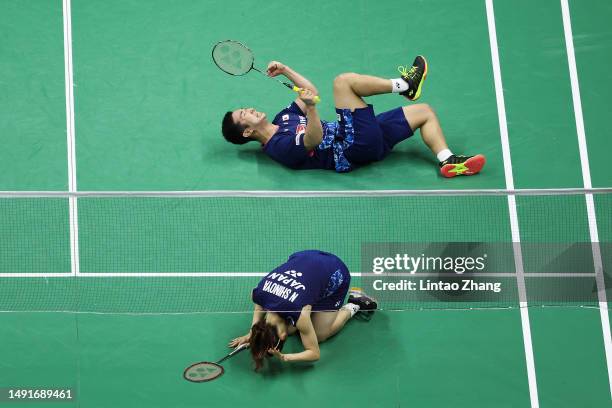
[183,362,224,383]
[211,40,255,76]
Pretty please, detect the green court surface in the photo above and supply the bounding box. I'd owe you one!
[1,0,612,407]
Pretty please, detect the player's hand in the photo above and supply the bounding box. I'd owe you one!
[266,61,286,77]
[268,348,287,362]
[228,333,250,348]
[298,88,318,106]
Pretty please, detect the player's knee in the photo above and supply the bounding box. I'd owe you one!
[406,103,436,122]
[333,73,357,90]
[420,103,436,118]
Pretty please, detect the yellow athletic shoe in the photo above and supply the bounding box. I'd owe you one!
[399,55,428,101]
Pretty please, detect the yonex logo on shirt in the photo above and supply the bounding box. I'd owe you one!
[285,270,303,278]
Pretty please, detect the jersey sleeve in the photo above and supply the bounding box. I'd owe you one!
[272,101,305,124]
[264,129,310,169]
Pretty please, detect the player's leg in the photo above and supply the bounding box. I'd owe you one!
[311,288,378,343]
[332,57,428,168]
[334,73,409,165]
[381,103,453,153]
[375,103,485,177]
[311,268,357,342]
[402,104,449,154]
[311,310,352,342]
[402,104,486,177]
[333,56,427,110]
[333,73,392,110]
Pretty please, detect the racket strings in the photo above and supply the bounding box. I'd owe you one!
[212,39,317,102]
[212,40,254,76]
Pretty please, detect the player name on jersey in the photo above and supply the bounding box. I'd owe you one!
[261,271,307,303]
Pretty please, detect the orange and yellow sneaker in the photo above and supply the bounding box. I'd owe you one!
[440,154,486,178]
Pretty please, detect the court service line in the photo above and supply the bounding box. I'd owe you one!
[560,0,612,398]
[485,1,539,407]
[62,0,80,276]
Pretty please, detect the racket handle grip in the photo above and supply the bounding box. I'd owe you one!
[293,86,320,104]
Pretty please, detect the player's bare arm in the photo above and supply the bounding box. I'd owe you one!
[267,61,319,113]
[300,91,324,150]
[269,306,321,363]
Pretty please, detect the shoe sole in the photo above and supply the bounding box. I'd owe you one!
[440,154,486,178]
[348,287,378,312]
[403,56,428,102]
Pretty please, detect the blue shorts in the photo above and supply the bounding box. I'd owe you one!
[337,104,414,166]
[312,266,351,312]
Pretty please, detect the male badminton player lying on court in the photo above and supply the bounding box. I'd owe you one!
[221,57,485,177]
[228,250,376,370]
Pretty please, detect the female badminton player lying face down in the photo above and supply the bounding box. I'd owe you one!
[228,250,377,371]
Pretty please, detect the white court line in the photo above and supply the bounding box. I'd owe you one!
[0,272,598,278]
[62,0,79,276]
[0,272,267,278]
[485,1,539,407]
[560,0,612,398]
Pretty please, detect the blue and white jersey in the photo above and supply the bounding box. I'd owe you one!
[252,250,350,325]
[263,102,336,170]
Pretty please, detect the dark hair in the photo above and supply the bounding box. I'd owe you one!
[221,111,251,145]
[249,320,277,371]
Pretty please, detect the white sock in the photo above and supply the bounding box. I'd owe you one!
[437,149,453,162]
[390,78,409,93]
[342,303,360,317]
